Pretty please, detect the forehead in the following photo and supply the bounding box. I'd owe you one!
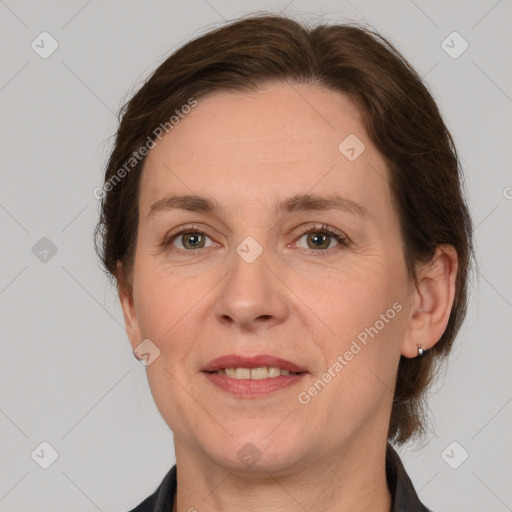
[139,82,392,220]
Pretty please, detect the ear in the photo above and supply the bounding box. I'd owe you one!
[116,262,141,353]
[401,245,458,358]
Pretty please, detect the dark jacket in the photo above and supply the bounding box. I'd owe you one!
[128,443,432,511]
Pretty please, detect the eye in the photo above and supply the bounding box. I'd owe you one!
[163,225,217,253]
[292,224,348,254]
[162,223,349,256]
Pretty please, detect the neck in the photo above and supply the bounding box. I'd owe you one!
[172,434,392,512]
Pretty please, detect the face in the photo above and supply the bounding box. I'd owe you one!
[121,82,416,473]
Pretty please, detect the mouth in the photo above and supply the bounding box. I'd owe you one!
[206,367,304,379]
[201,354,308,397]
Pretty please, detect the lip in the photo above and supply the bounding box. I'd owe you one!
[201,354,308,398]
[201,354,307,373]
[203,372,306,397]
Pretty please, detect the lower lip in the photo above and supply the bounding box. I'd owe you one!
[202,372,306,397]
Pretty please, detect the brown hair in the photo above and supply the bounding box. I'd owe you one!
[95,13,473,445]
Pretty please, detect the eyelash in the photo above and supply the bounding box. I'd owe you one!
[162,223,349,257]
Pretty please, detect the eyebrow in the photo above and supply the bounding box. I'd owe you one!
[147,193,370,221]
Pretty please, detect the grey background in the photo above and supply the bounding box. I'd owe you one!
[0,1,510,511]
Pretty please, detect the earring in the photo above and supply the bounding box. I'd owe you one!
[417,344,428,357]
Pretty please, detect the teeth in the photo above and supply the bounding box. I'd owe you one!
[268,366,281,377]
[235,368,251,379]
[250,367,268,380]
[215,367,298,379]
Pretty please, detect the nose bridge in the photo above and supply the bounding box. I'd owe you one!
[214,234,288,328]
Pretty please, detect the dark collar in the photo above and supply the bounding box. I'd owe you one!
[385,443,432,512]
[128,443,431,511]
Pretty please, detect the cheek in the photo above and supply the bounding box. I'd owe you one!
[134,274,200,427]
[298,258,407,407]
[301,272,405,435]
[133,259,197,338]
[296,256,404,337]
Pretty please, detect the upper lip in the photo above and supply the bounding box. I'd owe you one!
[202,354,308,373]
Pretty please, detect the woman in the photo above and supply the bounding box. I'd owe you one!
[95,13,473,512]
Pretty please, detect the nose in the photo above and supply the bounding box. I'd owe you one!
[213,243,289,331]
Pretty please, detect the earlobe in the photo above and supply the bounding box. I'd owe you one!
[401,245,458,358]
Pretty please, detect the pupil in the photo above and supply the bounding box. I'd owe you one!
[185,233,203,248]
[310,233,328,249]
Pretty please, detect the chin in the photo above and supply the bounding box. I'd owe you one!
[205,429,307,475]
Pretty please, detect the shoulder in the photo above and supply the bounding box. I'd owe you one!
[126,465,176,512]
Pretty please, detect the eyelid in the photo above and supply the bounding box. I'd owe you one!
[162,223,207,245]
[293,223,347,240]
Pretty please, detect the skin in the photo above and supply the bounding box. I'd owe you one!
[118,82,458,512]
